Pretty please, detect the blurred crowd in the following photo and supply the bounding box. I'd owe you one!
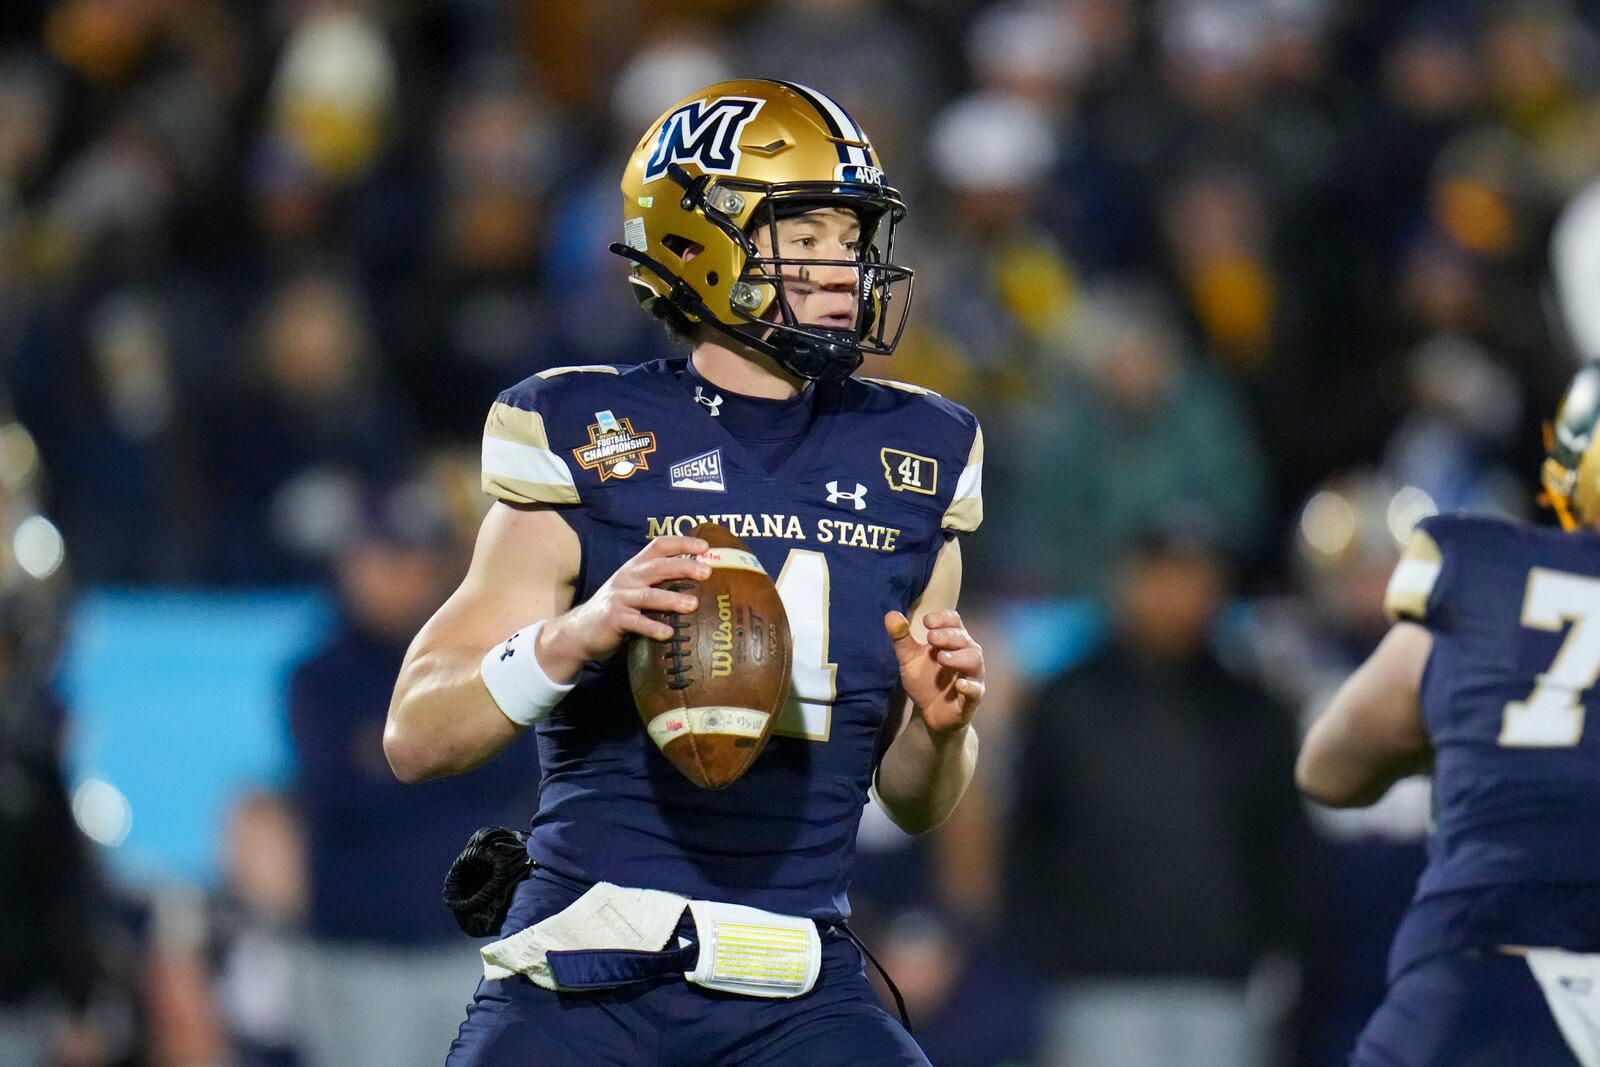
[5,0,1600,1064]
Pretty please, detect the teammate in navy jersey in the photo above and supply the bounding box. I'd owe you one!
[1298,366,1600,1066]
[385,80,986,1067]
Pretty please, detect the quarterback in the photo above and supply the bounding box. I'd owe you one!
[1299,366,1600,1065]
[385,80,986,1066]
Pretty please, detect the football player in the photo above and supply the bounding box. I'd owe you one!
[1297,366,1600,1066]
[385,80,986,1067]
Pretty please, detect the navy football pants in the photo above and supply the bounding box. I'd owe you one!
[445,867,926,1067]
[1352,952,1580,1067]
[445,930,928,1067]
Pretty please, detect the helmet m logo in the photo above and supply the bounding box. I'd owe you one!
[644,97,765,182]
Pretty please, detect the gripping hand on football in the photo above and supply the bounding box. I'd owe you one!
[538,536,711,682]
[884,609,985,735]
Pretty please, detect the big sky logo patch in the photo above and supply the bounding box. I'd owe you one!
[670,448,726,492]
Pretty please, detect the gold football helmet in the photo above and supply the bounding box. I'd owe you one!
[611,79,913,382]
[1541,364,1600,529]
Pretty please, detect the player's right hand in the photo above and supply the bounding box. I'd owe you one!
[539,536,711,678]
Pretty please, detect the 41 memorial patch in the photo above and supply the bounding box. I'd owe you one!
[880,447,937,494]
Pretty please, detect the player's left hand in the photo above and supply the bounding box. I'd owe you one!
[885,609,984,734]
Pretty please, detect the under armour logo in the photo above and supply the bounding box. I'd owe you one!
[825,481,868,510]
[500,634,519,661]
[695,386,723,417]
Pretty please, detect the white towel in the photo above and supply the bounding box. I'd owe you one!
[480,881,689,991]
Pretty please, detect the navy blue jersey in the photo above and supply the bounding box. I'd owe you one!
[1383,514,1600,976]
[478,358,983,921]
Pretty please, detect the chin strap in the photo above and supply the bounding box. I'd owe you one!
[610,242,864,382]
[769,327,863,383]
[611,244,718,322]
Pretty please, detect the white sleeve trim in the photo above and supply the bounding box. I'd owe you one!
[1387,557,1442,603]
[483,436,577,490]
[941,424,985,532]
[535,365,621,379]
[951,460,983,504]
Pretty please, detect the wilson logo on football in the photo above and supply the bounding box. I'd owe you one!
[573,410,657,481]
[692,546,765,573]
[644,97,765,182]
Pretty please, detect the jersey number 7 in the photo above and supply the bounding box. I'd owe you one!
[1501,567,1600,747]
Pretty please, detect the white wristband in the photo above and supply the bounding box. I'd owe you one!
[479,619,575,727]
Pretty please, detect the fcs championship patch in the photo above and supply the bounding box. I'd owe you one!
[881,448,937,495]
[573,410,657,481]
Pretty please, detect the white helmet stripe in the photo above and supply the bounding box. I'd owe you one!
[784,82,870,167]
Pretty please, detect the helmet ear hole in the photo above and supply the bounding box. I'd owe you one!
[706,271,718,286]
[661,235,703,261]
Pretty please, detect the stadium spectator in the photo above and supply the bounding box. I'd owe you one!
[1005,282,1269,598]
[0,422,116,1066]
[212,789,308,1067]
[286,483,539,1067]
[211,268,413,582]
[1381,334,1527,517]
[869,907,1045,1067]
[734,0,935,172]
[920,88,1075,408]
[0,691,107,1067]
[1007,522,1313,1067]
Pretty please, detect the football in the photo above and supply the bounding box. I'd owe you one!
[627,522,792,789]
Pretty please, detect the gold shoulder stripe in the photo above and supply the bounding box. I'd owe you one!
[484,401,551,448]
[482,403,580,505]
[1384,527,1443,622]
[535,365,622,379]
[942,424,984,533]
[482,472,581,506]
[860,376,942,398]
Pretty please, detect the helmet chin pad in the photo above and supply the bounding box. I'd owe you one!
[767,326,863,383]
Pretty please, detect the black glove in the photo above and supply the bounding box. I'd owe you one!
[442,826,533,938]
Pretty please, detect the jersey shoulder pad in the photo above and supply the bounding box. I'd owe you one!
[1384,513,1519,625]
[481,366,627,506]
[531,364,625,381]
[854,377,983,534]
[858,376,944,399]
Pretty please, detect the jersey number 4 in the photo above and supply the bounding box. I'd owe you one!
[1501,567,1600,747]
[772,550,838,742]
